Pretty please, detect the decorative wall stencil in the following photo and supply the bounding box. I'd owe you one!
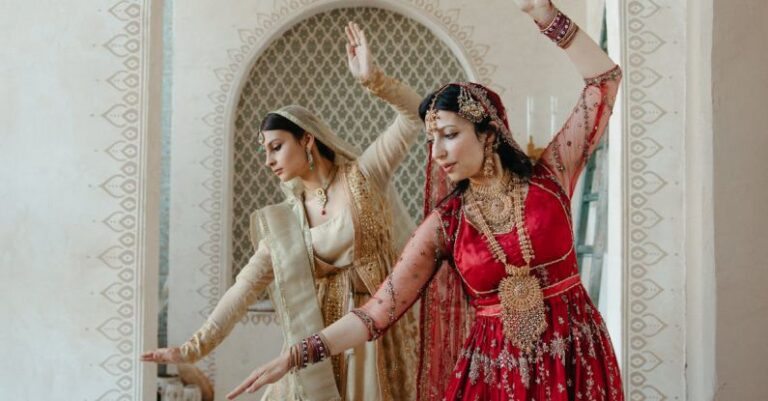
[621,0,686,400]
[230,7,467,281]
[96,0,148,399]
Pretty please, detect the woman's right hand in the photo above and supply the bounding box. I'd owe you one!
[344,22,375,82]
[226,352,292,399]
[140,347,184,364]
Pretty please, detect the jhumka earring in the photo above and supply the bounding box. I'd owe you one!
[306,147,314,171]
[483,140,495,177]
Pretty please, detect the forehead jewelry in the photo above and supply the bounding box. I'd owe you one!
[425,96,440,133]
[457,85,487,123]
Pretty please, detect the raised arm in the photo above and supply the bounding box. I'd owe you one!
[345,22,423,189]
[140,240,275,364]
[227,212,447,399]
[521,0,622,195]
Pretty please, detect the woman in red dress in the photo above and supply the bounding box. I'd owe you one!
[228,1,623,400]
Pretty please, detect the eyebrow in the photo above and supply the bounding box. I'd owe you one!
[266,139,281,147]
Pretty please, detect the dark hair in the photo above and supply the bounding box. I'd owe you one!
[259,113,335,162]
[418,85,534,189]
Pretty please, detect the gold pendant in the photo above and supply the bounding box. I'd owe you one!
[469,194,514,233]
[498,273,547,351]
[315,187,327,204]
[315,188,328,215]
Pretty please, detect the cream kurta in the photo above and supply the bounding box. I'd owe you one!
[179,71,423,401]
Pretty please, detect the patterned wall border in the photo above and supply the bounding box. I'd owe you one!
[621,0,686,400]
[95,1,151,400]
[193,0,494,380]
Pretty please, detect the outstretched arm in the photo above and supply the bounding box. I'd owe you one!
[226,212,447,399]
[520,0,622,195]
[140,241,274,364]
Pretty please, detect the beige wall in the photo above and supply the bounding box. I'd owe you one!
[713,1,768,399]
[0,0,163,400]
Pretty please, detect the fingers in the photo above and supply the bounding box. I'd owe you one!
[344,23,357,47]
[140,349,162,362]
[346,22,365,47]
[246,374,264,394]
[226,370,261,400]
[349,22,360,45]
[355,23,367,47]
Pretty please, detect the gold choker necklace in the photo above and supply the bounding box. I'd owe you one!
[465,171,515,233]
[307,165,337,216]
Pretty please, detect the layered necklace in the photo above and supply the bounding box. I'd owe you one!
[307,165,338,216]
[464,171,547,351]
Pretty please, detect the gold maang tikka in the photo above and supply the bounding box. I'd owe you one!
[426,84,488,132]
[457,85,487,123]
[425,89,443,133]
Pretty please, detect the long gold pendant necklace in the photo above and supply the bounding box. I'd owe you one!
[465,172,547,351]
[310,165,337,216]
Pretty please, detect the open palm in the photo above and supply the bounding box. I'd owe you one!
[345,22,374,82]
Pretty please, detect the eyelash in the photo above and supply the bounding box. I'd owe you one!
[426,132,457,145]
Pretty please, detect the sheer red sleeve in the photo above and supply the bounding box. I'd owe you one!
[539,65,622,197]
[351,211,446,340]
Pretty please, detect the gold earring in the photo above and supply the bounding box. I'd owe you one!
[306,147,314,171]
[483,141,495,177]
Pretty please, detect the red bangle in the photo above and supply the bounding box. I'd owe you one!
[540,8,580,49]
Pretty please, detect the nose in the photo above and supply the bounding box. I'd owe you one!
[431,140,446,161]
[265,152,276,167]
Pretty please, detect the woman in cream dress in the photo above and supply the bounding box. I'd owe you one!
[142,22,421,401]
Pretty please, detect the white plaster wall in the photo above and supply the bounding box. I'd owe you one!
[614,1,689,400]
[685,0,716,400]
[0,1,162,400]
[712,1,768,399]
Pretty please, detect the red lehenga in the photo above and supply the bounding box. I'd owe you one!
[356,65,623,401]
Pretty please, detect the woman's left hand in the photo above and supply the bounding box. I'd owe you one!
[226,352,291,399]
[345,22,374,82]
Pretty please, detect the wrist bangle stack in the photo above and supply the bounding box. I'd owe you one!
[288,332,331,372]
[539,8,580,49]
